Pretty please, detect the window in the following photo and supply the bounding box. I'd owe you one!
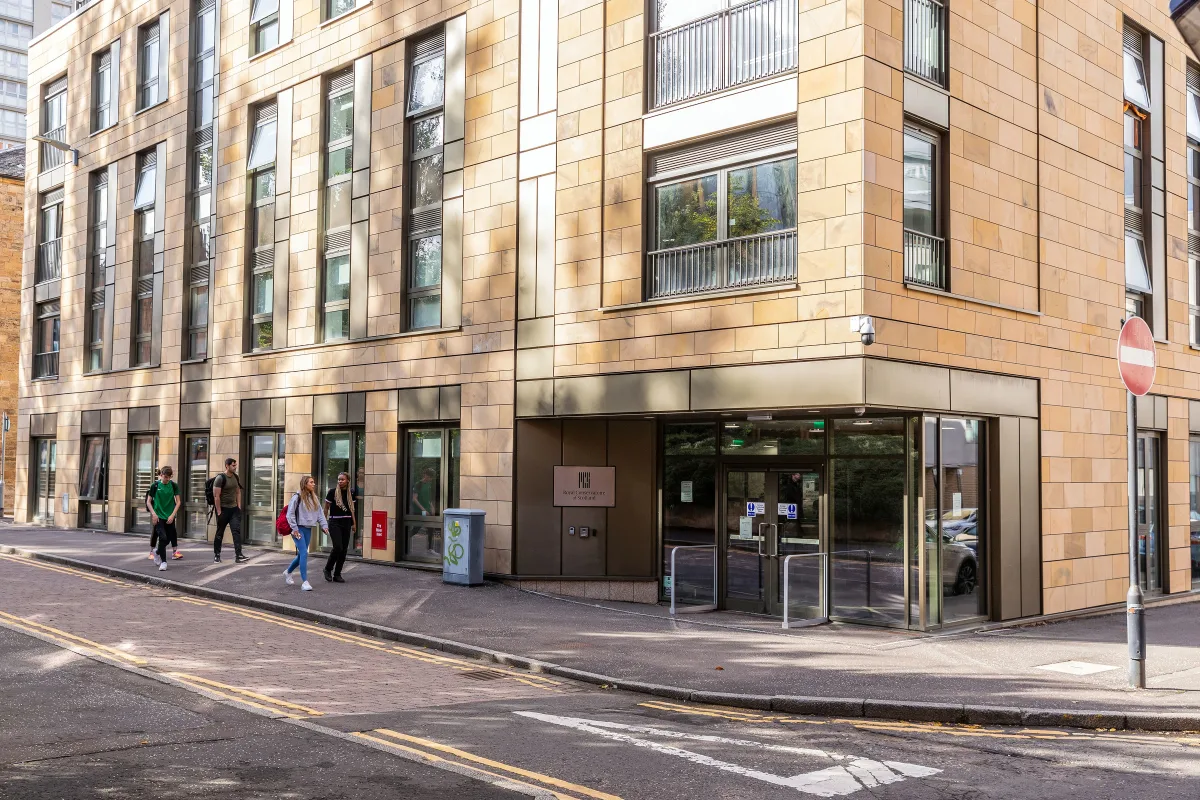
[248,101,277,350]
[903,0,946,87]
[36,188,63,284]
[322,69,353,341]
[0,50,28,80]
[87,172,108,372]
[1190,438,1200,589]
[182,434,209,538]
[1124,24,1151,323]
[903,124,945,289]
[133,151,157,367]
[31,438,56,524]
[250,0,279,53]
[0,19,31,48]
[33,300,59,379]
[138,19,161,109]
[407,36,446,329]
[1189,66,1200,346]
[245,431,285,544]
[128,435,158,532]
[78,435,108,529]
[40,75,67,171]
[402,427,460,563]
[187,0,216,360]
[647,138,797,299]
[317,429,365,554]
[325,0,355,21]
[1135,431,1162,595]
[50,0,70,23]
[0,109,22,137]
[93,47,113,130]
[2,0,33,21]
[649,0,797,108]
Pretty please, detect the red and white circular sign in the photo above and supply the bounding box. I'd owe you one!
[1117,316,1156,396]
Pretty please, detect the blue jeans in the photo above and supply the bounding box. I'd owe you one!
[287,526,312,582]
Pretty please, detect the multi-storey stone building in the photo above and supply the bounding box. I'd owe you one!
[17,0,1200,629]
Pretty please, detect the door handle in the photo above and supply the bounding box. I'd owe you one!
[758,522,778,557]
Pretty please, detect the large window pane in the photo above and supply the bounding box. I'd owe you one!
[412,154,444,209]
[78,437,107,500]
[326,145,353,179]
[903,131,935,234]
[326,182,351,229]
[325,254,350,302]
[327,92,354,141]
[407,430,443,517]
[410,295,441,329]
[727,158,796,239]
[831,456,906,624]
[252,272,273,315]
[654,174,718,250]
[662,424,717,601]
[939,418,985,625]
[324,309,349,341]
[1124,49,1150,110]
[411,116,443,153]
[411,235,442,288]
[409,55,445,114]
[1190,439,1200,589]
[832,417,905,455]
[246,432,279,545]
[720,420,824,456]
[247,118,277,170]
[190,284,209,327]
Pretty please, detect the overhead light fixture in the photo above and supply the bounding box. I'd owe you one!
[747,414,772,421]
[32,135,79,166]
[852,420,873,426]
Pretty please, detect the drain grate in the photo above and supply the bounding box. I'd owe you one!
[459,669,508,682]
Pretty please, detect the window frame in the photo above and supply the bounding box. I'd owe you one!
[137,19,161,110]
[39,75,67,172]
[33,299,60,379]
[405,41,447,331]
[78,434,109,530]
[901,121,947,290]
[86,173,108,373]
[249,165,277,351]
[400,426,461,564]
[321,70,354,342]
[36,188,63,284]
[92,47,113,131]
[249,0,279,54]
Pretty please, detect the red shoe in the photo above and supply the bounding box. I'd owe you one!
[172,551,183,560]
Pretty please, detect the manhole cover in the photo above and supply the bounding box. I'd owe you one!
[460,669,508,682]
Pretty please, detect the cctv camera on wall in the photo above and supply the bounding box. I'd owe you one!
[849,315,875,347]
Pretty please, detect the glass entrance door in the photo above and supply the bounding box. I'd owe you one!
[723,467,822,616]
[1136,431,1162,594]
[317,429,365,553]
[128,435,157,532]
[245,431,285,545]
[32,438,57,524]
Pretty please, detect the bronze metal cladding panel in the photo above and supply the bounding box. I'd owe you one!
[515,419,563,575]
[81,410,110,436]
[690,359,865,411]
[994,416,1022,621]
[555,372,689,415]
[561,419,607,576]
[1019,416,1042,617]
[397,387,440,422]
[1190,399,1200,432]
[606,420,656,577]
[439,385,461,421]
[313,394,347,426]
[180,403,211,432]
[949,371,1038,418]
[517,317,554,349]
[516,380,553,417]
[864,359,951,411]
[241,398,274,429]
[1135,394,1167,430]
[346,392,366,425]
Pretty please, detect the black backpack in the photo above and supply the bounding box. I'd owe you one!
[204,475,218,508]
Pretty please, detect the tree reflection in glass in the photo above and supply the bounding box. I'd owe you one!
[655,174,717,250]
[409,56,445,115]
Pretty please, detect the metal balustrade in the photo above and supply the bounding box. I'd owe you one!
[33,351,58,379]
[904,0,946,87]
[36,239,61,283]
[40,126,66,171]
[649,229,796,299]
[650,0,797,109]
[903,229,945,289]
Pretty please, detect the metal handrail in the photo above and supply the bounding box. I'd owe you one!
[904,0,946,87]
[782,552,828,629]
[649,228,797,299]
[40,125,66,171]
[36,239,61,283]
[33,351,58,379]
[903,228,945,289]
[668,544,717,615]
[649,0,797,108]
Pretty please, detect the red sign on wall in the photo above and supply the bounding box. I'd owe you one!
[371,510,388,551]
[1117,316,1156,397]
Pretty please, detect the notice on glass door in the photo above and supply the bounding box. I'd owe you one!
[738,516,753,538]
[680,481,693,503]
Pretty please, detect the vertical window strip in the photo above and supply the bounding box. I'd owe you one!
[133,150,157,366]
[93,49,111,130]
[187,0,217,360]
[40,76,67,171]
[87,171,108,372]
[249,100,277,351]
[322,70,354,342]
[139,20,161,109]
[406,35,446,330]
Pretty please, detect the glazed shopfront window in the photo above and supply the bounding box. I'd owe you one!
[401,428,460,563]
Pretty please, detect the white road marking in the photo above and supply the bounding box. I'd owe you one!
[515,711,940,797]
[1036,661,1118,676]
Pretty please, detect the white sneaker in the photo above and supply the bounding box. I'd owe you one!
[153,553,162,566]
[158,562,167,571]
[301,581,313,592]
[284,571,294,585]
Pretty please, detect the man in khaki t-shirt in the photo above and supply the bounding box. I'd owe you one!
[212,457,247,563]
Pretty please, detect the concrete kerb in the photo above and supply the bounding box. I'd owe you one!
[4,544,1198,735]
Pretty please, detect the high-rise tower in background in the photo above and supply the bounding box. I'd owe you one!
[0,0,74,149]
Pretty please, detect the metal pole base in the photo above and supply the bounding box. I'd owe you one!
[1127,584,1146,689]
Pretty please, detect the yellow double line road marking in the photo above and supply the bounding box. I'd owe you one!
[167,672,324,718]
[356,728,622,800]
[639,700,1200,747]
[0,553,130,587]
[168,595,563,690]
[0,609,147,665]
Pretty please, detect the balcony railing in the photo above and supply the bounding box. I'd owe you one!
[903,229,946,289]
[650,0,798,109]
[905,0,946,87]
[648,229,796,299]
[36,239,61,283]
[40,126,66,171]
[33,351,58,379]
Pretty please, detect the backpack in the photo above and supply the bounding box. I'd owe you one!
[275,493,297,537]
[204,475,218,507]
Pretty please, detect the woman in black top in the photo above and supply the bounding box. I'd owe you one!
[323,472,357,582]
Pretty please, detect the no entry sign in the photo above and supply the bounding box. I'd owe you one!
[1118,316,1156,396]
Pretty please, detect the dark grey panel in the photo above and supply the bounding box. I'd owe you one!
[994,416,1022,621]
[516,379,553,417]
[273,238,289,349]
[81,409,110,435]
[515,420,562,576]
[128,406,159,434]
[346,392,366,425]
[181,374,211,404]
[606,420,655,577]
[31,413,57,438]
[180,358,211,383]
[241,398,274,429]
[313,394,347,426]
[397,387,440,422]
[1018,416,1042,617]
[439,385,461,420]
[34,280,60,303]
[108,39,121,125]
[561,419,606,576]
[271,398,286,428]
[353,55,372,173]
[180,402,211,431]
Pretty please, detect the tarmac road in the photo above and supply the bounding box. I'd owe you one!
[1,553,1198,799]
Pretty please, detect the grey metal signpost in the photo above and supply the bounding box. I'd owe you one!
[1117,316,1155,689]
[1,412,8,519]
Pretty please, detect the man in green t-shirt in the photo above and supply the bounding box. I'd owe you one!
[146,465,181,571]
